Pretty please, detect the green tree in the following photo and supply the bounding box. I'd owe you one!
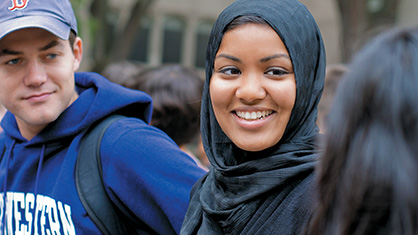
[337,0,401,62]
[70,0,153,72]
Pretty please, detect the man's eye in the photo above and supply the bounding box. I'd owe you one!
[6,58,20,65]
[46,54,58,59]
[220,67,241,75]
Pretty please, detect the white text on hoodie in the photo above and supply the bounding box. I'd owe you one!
[0,192,75,235]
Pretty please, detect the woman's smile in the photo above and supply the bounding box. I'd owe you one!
[234,110,274,121]
[233,109,276,130]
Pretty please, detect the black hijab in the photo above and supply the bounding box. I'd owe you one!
[181,0,326,234]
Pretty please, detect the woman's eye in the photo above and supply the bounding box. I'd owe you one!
[220,67,241,75]
[265,68,288,76]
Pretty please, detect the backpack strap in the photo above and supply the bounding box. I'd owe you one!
[75,114,128,235]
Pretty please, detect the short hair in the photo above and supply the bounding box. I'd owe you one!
[132,64,204,146]
[309,27,418,235]
[102,61,144,88]
[69,30,76,51]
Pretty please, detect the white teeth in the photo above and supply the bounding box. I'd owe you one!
[245,112,251,119]
[236,110,273,120]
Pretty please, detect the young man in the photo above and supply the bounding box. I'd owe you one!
[0,0,206,234]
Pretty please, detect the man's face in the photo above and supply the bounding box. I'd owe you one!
[0,28,82,140]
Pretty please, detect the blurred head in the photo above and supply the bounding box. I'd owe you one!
[317,64,348,133]
[311,27,418,235]
[102,61,144,88]
[133,64,203,146]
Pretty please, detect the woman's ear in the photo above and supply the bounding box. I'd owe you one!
[72,37,83,71]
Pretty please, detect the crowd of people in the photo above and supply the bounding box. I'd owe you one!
[0,0,417,234]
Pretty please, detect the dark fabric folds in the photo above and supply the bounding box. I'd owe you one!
[181,0,326,234]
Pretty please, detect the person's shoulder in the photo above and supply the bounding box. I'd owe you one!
[100,115,181,154]
[97,115,206,179]
[105,116,173,139]
[280,171,316,210]
[110,116,149,127]
[294,171,316,195]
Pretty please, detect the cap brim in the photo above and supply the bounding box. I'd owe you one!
[0,15,71,40]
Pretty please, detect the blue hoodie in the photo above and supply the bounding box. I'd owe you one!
[0,72,206,234]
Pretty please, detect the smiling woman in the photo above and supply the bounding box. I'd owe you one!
[180,0,326,234]
[0,0,206,233]
[211,23,296,152]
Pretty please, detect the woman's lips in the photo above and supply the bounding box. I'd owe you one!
[232,110,275,130]
[235,110,273,120]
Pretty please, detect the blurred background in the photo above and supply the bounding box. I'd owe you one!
[70,0,418,75]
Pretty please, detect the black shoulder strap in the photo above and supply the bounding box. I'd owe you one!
[75,114,128,235]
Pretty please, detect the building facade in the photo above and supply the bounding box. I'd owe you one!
[115,0,418,69]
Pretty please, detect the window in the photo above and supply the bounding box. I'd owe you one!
[162,16,185,63]
[129,17,152,63]
[195,20,213,68]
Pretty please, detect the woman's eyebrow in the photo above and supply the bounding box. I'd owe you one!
[215,53,241,62]
[260,54,290,63]
[215,53,290,63]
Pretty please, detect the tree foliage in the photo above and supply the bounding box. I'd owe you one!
[71,0,403,69]
[70,0,153,72]
[337,0,401,62]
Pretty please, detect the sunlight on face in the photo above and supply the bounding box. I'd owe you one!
[210,23,296,152]
[0,28,82,140]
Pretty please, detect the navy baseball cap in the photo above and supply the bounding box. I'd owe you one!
[0,0,78,40]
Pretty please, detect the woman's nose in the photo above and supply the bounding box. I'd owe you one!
[235,74,266,103]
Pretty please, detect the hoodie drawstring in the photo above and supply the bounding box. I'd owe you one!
[31,144,46,234]
[2,139,15,232]
[35,144,46,197]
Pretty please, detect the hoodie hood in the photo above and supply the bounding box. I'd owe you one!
[0,71,203,234]
[0,72,153,233]
[1,72,152,145]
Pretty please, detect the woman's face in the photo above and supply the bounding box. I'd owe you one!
[210,23,296,152]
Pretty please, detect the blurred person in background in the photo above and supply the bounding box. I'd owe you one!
[309,27,418,235]
[102,60,144,88]
[131,64,209,170]
[317,64,348,133]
